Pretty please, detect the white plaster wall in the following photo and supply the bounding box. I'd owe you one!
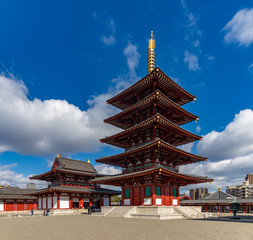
[156,198,162,205]
[53,196,57,209]
[43,197,46,209]
[38,198,41,209]
[47,197,52,209]
[0,202,3,211]
[124,199,130,205]
[60,196,69,209]
[172,199,178,206]
[144,198,152,205]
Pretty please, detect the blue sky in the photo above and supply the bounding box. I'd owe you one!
[0,0,253,192]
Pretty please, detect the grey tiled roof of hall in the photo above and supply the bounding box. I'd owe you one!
[0,187,39,200]
[180,190,247,204]
[91,164,212,182]
[56,157,97,173]
[31,185,121,195]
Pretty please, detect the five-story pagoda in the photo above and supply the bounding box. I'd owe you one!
[92,32,213,206]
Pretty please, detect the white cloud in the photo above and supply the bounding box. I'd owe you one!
[184,50,200,71]
[0,163,46,188]
[123,42,140,77]
[101,35,116,46]
[0,42,140,158]
[181,0,201,48]
[180,109,253,192]
[178,142,194,153]
[101,19,116,46]
[195,125,201,133]
[223,8,253,47]
[249,63,253,73]
[197,109,253,161]
[95,164,121,175]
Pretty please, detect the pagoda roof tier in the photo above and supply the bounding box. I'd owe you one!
[91,164,213,186]
[30,168,104,182]
[104,90,198,129]
[28,185,121,196]
[107,67,196,109]
[97,139,207,167]
[101,114,202,148]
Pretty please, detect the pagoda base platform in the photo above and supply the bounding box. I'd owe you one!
[92,205,209,220]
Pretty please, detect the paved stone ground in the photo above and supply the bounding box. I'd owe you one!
[0,214,252,240]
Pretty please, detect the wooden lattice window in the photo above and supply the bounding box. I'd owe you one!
[173,188,177,197]
[156,186,161,197]
[145,187,151,197]
[125,189,130,198]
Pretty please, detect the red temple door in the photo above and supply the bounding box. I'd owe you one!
[17,201,25,211]
[27,201,34,210]
[6,201,14,211]
[133,187,141,205]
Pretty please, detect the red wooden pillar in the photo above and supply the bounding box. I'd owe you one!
[217,203,219,213]
[130,188,134,206]
[206,204,208,212]
[79,198,84,209]
[69,194,73,209]
[243,204,246,214]
[151,185,156,205]
[122,188,125,206]
[57,194,60,209]
[161,186,165,206]
[14,200,17,211]
[141,186,145,205]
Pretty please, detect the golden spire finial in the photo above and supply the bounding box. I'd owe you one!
[147,30,155,74]
[218,186,221,191]
[57,154,61,158]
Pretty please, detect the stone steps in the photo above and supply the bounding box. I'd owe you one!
[174,206,204,219]
[106,206,136,217]
[130,213,182,220]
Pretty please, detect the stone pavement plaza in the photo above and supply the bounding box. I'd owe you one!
[0,214,252,240]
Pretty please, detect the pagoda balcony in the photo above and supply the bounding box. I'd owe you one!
[104,90,198,129]
[122,163,178,173]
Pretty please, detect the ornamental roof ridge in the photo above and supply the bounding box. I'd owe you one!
[107,67,196,108]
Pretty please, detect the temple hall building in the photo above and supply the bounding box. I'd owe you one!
[92,31,213,206]
[29,156,120,210]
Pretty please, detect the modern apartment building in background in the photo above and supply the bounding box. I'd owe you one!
[189,188,208,200]
[226,174,253,198]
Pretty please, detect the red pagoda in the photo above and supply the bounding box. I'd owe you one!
[92,31,213,206]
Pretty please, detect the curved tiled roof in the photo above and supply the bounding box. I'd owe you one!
[107,67,196,109]
[105,90,198,129]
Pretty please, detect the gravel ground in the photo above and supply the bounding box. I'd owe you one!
[0,214,252,240]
